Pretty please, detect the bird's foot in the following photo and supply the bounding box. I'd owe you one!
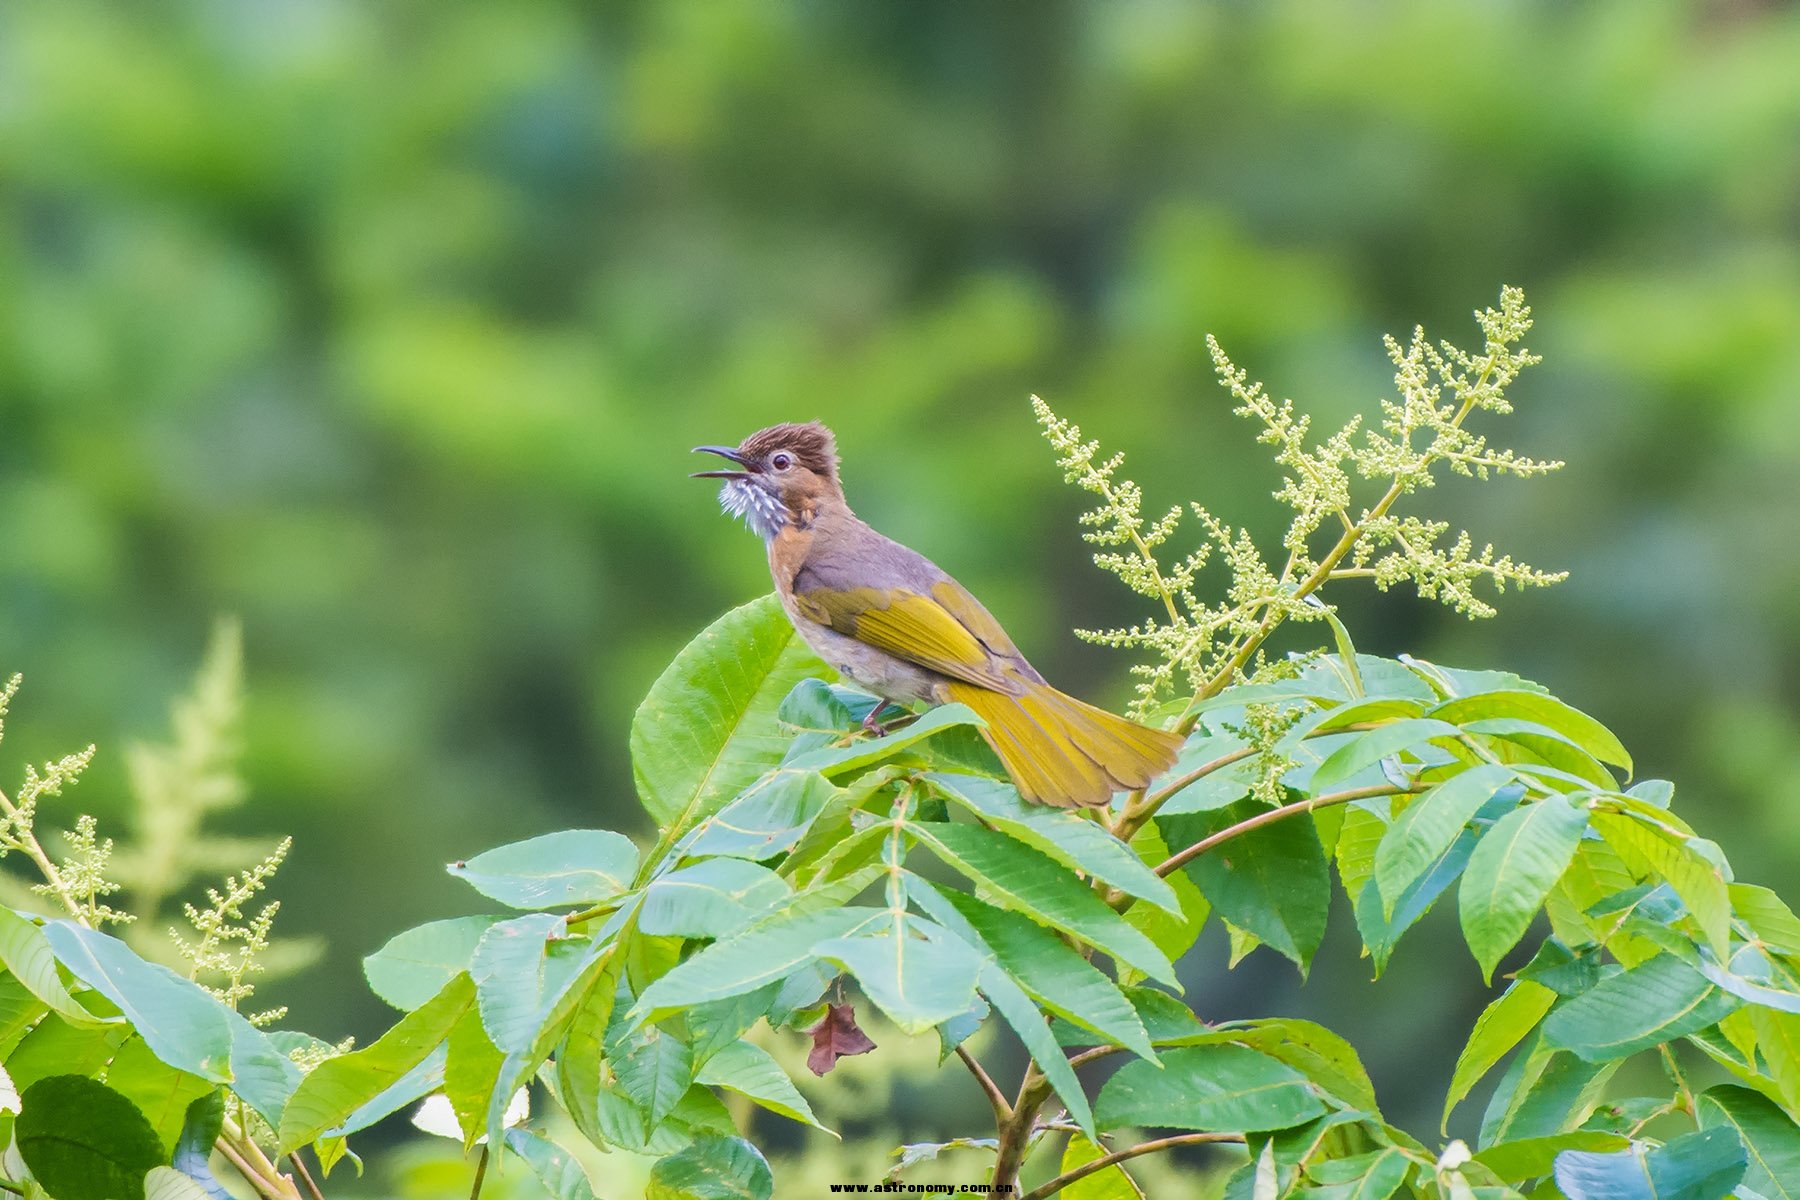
[861,702,916,738]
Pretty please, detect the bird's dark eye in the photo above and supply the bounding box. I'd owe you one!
[770,452,793,471]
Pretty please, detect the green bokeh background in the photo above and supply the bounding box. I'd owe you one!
[5,0,1800,1177]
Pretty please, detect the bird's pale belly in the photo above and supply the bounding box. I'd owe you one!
[782,605,945,706]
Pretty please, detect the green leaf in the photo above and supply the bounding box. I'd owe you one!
[444,1001,505,1148]
[695,1039,826,1131]
[1334,801,1391,903]
[886,1138,1000,1177]
[1308,718,1460,791]
[447,830,638,910]
[1479,1029,1620,1146]
[171,1091,231,1200]
[144,1169,216,1200]
[634,906,880,1019]
[363,915,499,1011]
[484,938,621,1147]
[1096,1044,1327,1132]
[0,905,110,1027]
[0,971,48,1051]
[908,821,1177,986]
[1553,1127,1746,1200]
[1375,764,1517,917]
[1472,1132,1628,1183]
[928,773,1181,913]
[325,1043,447,1141]
[6,1015,126,1090]
[607,1017,696,1129]
[17,1076,165,1200]
[1730,884,1800,960]
[554,965,619,1147]
[1119,820,1210,982]
[1728,888,1800,964]
[102,1037,214,1156]
[979,960,1096,1138]
[1697,1085,1800,1200]
[1458,796,1590,982]
[1061,1132,1143,1199]
[278,972,475,1152]
[641,858,791,939]
[45,921,233,1083]
[1301,1147,1410,1200]
[688,984,780,1064]
[813,915,984,1034]
[504,1129,601,1200]
[1543,953,1739,1062]
[1303,1151,1411,1194]
[1219,1018,1380,1115]
[1167,799,1330,976]
[221,1009,304,1130]
[1593,812,1731,958]
[1748,1005,1800,1112]
[1429,690,1631,772]
[683,768,838,861]
[646,1134,775,1200]
[469,913,587,1053]
[632,594,827,835]
[919,882,1153,1059]
[1442,979,1557,1131]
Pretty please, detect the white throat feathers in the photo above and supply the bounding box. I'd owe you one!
[718,479,788,540]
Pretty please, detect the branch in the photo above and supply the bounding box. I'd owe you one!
[1019,1132,1245,1200]
[957,1046,1012,1121]
[1118,721,1387,838]
[290,1152,328,1200]
[1154,784,1413,879]
[0,783,85,920]
[1066,1043,1128,1070]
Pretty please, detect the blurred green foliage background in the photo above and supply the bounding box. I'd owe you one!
[5,0,1800,1181]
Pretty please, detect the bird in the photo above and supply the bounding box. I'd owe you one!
[692,421,1181,808]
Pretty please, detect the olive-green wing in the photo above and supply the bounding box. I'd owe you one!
[791,581,1026,693]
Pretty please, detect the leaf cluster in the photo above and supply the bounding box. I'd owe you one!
[2,291,1795,1200]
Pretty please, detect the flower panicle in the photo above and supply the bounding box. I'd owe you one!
[1037,287,1562,717]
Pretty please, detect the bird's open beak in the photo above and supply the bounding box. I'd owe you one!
[690,445,752,479]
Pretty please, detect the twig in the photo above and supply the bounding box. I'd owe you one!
[1119,721,1386,834]
[1019,1132,1244,1200]
[1066,1044,1128,1071]
[470,1145,491,1200]
[1154,784,1412,878]
[290,1151,329,1200]
[957,1046,1012,1120]
[0,784,85,919]
[215,1139,284,1200]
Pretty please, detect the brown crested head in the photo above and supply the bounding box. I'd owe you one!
[736,422,840,481]
[691,421,844,538]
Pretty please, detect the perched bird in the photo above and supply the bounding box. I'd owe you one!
[693,421,1181,808]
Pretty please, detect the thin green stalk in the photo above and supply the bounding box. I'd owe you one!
[1019,1132,1243,1200]
[1154,784,1413,879]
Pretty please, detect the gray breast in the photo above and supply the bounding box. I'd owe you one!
[781,595,944,705]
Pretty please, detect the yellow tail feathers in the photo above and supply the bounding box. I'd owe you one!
[945,681,1183,808]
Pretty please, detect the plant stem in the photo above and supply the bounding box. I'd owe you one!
[471,1145,491,1200]
[216,1138,285,1200]
[290,1152,329,1200]
[1066,1044,1126,1070]
[956,1046,1012,1121]
[989,1065,1055,1199]
[1115,721,1387,839]
[1019,1132,1244,1200]
[0,784,84,919]
[1153,784,1412,878]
